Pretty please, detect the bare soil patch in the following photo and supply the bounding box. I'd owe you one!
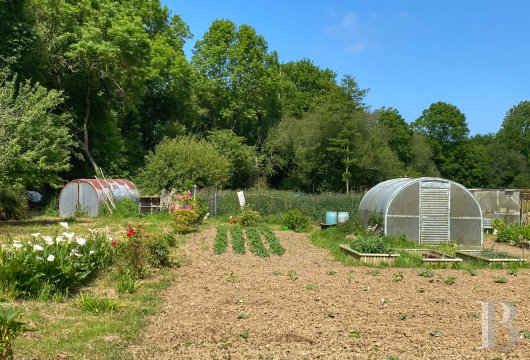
[128,228,530,359]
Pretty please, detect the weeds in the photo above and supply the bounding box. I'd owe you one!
[349,330,361,338]
[392,272,404,282]
[77,293,120,314]
[0,305,33,360]
[366,269,380,276]
[418,268,434,278]
[305,283,317,290]
[224,271,239,284]
[494,276,508,284]
[287,270,298,281]
[443,276,456,285]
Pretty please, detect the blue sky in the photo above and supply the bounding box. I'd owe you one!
[163,0,530,135]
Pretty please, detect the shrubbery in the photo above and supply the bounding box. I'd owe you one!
[495,219,530,245]
[282,209,311,232]
[0,186,28,221]
[238,207,261,227]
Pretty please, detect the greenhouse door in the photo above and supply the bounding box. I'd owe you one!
[419,181,450,245]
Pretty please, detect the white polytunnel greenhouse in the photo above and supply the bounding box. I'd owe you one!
[59,179,140,217]
[358,177,483,248]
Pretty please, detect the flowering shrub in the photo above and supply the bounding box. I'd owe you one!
[0,223,113,299]
[113,225,148,279]
[168,191,201,233]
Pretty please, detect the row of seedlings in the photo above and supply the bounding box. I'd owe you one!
[231,226,246,254]
[245,227,269,257]
[260,226,285,256]
[213,226,229,254]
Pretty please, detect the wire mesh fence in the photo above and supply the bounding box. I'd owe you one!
[197,188,362,222]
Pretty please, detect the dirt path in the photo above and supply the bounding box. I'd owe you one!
[128,228,530,359]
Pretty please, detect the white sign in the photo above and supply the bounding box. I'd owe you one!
[237,191,245,209]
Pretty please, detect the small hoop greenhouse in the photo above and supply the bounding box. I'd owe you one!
[59,179,139,217]
[359,177,483,248]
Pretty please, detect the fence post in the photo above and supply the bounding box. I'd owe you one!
[214,190,218,217]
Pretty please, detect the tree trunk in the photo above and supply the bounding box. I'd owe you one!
[79,76,99,174]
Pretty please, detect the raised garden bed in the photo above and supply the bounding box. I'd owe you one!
[339,244,400,264]
[456,249,526,263]
[401,249,462,263]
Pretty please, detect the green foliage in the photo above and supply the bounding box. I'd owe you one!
[0,186,28,221]
[350,234,394,254]
[216,189,361,223]
[494,276,508,284]
[392,272,404,282]
[0,229,113,299]
[231,226,246,254]
[116,272,139,294]
[207,130,258,189]
[146,239,171,269]
[245,227,268,257]
[114,226,147,279]
[138,137,231,194]
[495,223,530,245]
[168,191,203,233]
[305,283,317,290]
[0,305,32,360]
[492,218,507,231]
[376,107,413,165]
[214,226,228,254]
[260,226,285,256]
[0,68,73,189]
[497,101,530,160]
[238,208,262,227]
[443,276,456,285]
[418,269,434,278]
[77,293,120,314]
[100,198,140,218]
[282,209,311,232]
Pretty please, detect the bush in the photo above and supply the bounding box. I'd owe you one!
[168,191,202,233]
[238,208,261,227]
[113,225,148,278]
[282,209,311,232]
[0,186,28,221]
[350,234,394,254]
[137,137,231,194]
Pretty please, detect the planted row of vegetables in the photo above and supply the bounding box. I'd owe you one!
[214,225,284,257]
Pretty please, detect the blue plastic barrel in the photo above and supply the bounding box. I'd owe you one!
[325,211,338,225]
[337,211,349,224]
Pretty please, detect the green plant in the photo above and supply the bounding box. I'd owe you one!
[0,186,28,221]
[225,271,239,284]
[240,329,249,338]
[245,227,268,257]
[77,293,120,314]
[213,226,229,255]
[392,272,404,282]
[350,234,393,254]
[443,276,456,285]
[0,305,33,360]
[418,268,434,278]
[326,311,336,318]
[0,226,113,299]
[237,312,247,319]
[238,208,262,227]
[366,269,379,276]
[116,272,140,294]
[100,198,140,218]
[305,283,317,290]
[231,226,246,254]
[386,356,399,360]
[349,330,361,338]
[506,268,518,276]
[464,269,477,276]
[282,209,311,232]
[114,225,148,279]
[521,330,530,339]
[326,270,337,275]
[260,226,285,256]
[287,270,298,281]
[494,276,508,284]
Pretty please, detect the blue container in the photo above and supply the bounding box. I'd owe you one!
[337,211,349,224]
[325,211,338,225]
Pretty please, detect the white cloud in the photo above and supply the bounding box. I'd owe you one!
[324,11,379,53]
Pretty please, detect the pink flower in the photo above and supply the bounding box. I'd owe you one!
[169,204,175,210]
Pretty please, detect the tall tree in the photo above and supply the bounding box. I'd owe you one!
[192,19,281,144]
[375,107,413,165]
[497,101,530,159]
[412,101,470,183]
[28,0,193,176]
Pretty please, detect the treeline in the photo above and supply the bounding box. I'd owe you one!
[1,0,530,199]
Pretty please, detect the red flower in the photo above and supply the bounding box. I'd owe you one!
[111,241,117,247]
[126,227,135,238]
